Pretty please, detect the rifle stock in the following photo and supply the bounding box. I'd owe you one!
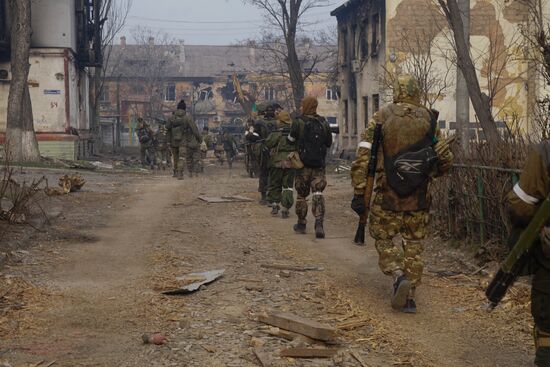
[354,122,383,245]
[486,194,550,308]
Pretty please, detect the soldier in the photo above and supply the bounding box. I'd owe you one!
[200,126,212,172]
[155,123,170,170]
[265,110,296,218]
[506,141,550,366]
[166,100,202,179]
[350,75,453,313]
[222,130,238,169]
[244,117,259,178]
[214,131,226,165]
[136,117,155,168]
[288,97,332,238]
[254,104,278,205]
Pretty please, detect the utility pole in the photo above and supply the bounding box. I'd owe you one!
[116,76,121,151]
[456,0,470,152]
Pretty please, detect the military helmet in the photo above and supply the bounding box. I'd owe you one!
[393,74,421,105]
[256,103,267,116]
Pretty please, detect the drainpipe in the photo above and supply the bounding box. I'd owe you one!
[64,49,71,131]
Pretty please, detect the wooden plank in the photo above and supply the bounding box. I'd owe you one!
[350,350,368,367]
[260,263,324,272]
[280,348,338,358]
[253,348,273,367]
[258,311,336,342]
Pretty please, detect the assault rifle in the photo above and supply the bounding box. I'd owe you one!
[486,193,550,308]
[354,121,383,245]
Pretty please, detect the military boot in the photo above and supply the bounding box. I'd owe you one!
[281,208,289,219]
[172,169,177,178]
[391,275,411,310]
[293,223,306,234]
[177,170,184,181]
[403,298,417,314]
[271,203,280,216]
[259,192,268,205]
[314,219,325,239]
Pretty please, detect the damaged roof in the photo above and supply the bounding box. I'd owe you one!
[105,43,334,79]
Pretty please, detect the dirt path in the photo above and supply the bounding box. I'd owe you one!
[0,164,533,366]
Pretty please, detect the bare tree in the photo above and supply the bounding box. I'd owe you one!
[5,0,40,162]
[91,0,132,132]
[436,0,503,146]
[244,0,331,109]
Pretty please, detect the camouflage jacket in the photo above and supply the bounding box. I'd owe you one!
[265,124,296,168]
[507,141,550,293]
[350,102,450,212]
[166,110,202,149]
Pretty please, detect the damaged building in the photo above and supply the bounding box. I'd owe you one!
[99,38,339,149]
[0,0,101,159]
[332,0,550,153]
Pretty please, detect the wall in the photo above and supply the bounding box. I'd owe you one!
[31,0,77,52]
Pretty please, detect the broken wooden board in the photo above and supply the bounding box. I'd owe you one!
[260,263,324,272]
[253,348,273,367]
[198,195,253,203]
[337,317,370,331]
[350,349,368,367]
[280,348,338,358]
[258,311,336,342]
[162,269,225,295]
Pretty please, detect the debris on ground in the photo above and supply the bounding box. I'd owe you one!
[198,195,253,203]
[162,269,225,295]
[58,174,85,194]
[260,263,324,272]
[258,311,337,342]
[280,347,339,358]
[142,332,167,345]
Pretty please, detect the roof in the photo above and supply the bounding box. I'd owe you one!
[105,43,335,80]
[330,0,362,16]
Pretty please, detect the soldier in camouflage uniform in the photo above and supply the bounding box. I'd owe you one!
[155,124,170,170]
[136,117,155,168]
[253,105,277,205]
[166,100,202,179]
[507,141,550,366]
[288,97,332,238]
[266,110,296,218]
[350,75,453,313]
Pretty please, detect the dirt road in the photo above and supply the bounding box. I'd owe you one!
[0,164,534,366]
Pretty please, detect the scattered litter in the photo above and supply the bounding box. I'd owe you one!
[280,347,338,358]
[350,349,368,367]
[336,317,370,331]
[162,269,225,295]
[253,348,273,367]
[198,195,253,203]
[90,161,114,170]
[142,332,167,345]
[279,270,291,278]
[261,263,324,272]
[46,174,86,195]
[258,311,337,342]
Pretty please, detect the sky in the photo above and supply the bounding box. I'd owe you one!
[120,0,348,45]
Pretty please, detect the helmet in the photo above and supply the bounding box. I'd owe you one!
[393,75,421,105]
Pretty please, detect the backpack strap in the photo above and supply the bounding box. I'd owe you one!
[399,110,438,153]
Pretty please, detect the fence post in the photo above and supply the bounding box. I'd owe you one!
[476,171,485,246]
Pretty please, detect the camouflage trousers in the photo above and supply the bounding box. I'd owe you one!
[369,194,429,286]
[140,143,154,167]
[172,146,201,176]
[267,167,295,209]
[294,167,327,224]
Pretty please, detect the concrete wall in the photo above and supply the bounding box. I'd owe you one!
[31,0,77,52]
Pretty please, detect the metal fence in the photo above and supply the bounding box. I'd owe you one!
[431,164,522,246]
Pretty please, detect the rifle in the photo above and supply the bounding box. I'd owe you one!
[354,122,383,245]
[486,193,550,308]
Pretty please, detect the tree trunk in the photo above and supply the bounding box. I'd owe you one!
[440,0,503,147]
[5,0,40,162]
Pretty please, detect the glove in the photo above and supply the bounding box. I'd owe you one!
[434,138,454,173]
[351,194,366,215]
[541,226,550,258]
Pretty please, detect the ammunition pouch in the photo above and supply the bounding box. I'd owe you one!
[535,327,550,348]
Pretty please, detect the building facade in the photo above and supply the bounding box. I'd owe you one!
[99,40,340,149]
[0,0,101,159]
[332,0,549,153]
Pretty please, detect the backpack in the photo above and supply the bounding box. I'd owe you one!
[383,113,438,197]
[298,116,328,168]
[137,128,151,144]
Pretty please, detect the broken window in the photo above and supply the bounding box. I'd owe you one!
[326,88,338,101]
[362,96,369,126]
[99,86,110,103]
[264,86,276,101]
[199,89,213,101]
[360,21,369,60]
[343,100,349,134]
[371,13,380,57]
[372,94,380,112]
[165,84,176,101]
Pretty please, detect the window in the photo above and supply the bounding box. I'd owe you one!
[351,99,357,135]
[343,100,349,133]
[342,29,348,63]
[326,88,338,101]
[131,84,145,94]
[371,13,380,57]
[439,120,446,129]
[360,23,369,60]
[350,25,357,61]
[372,94,380,112]
[362,96,369,127]
[265,86,276,101]
[326,116,337,125]
[99,86,110,103]
[165,84,176,101]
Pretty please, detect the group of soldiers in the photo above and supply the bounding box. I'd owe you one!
[245,97,333,238]
[246,75,549,366]
[136,100,240,178]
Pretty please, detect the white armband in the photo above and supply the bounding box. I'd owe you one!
[358,141,372,149]
[513,183,540,205]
